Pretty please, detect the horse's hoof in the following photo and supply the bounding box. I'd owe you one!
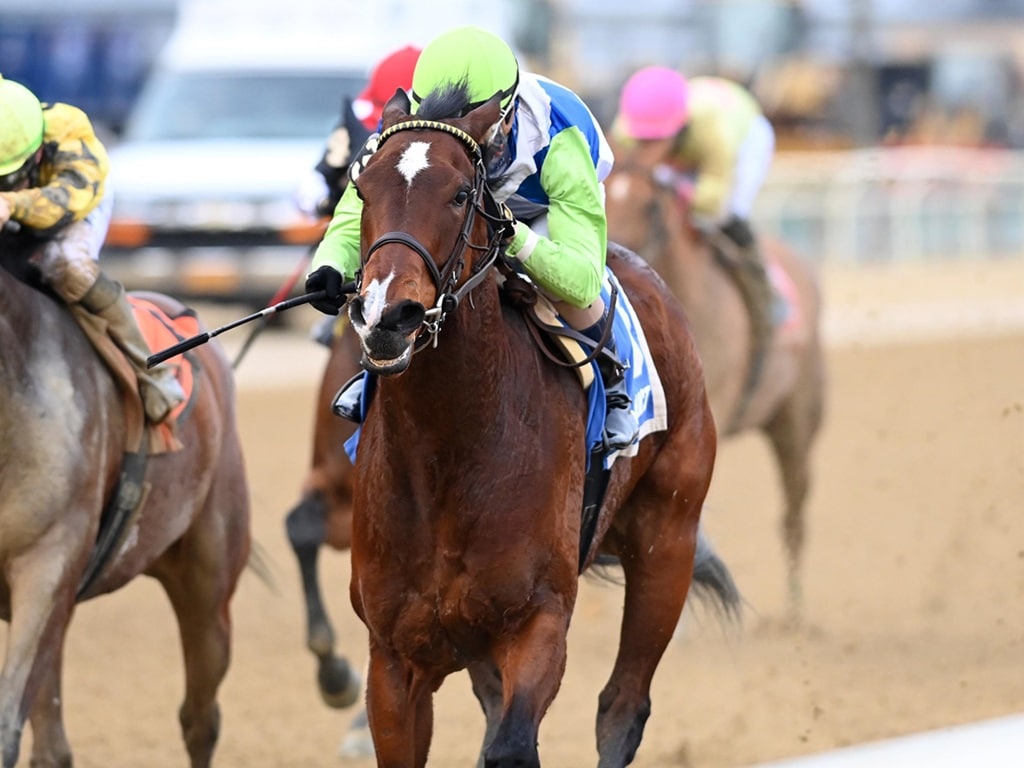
[317,656,362,709]
[338,713,374,759]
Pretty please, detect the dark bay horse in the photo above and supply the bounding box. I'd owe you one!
[0,228,251,768]
[605,162,826,619]
[336,87,737,767]
[284,322,363,712]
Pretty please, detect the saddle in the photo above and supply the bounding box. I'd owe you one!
[71,296,198,456]
[497,270,608,390]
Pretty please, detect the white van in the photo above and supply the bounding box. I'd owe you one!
[101,0,519,304]
[101,21,371,304]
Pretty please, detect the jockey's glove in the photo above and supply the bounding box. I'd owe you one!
[306,265,348,315]
[496,200,517,242]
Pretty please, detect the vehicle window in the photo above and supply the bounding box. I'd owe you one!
[123,72,367,141]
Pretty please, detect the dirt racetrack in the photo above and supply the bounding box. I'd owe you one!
[13,260,1024,767]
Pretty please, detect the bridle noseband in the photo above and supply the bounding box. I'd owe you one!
[358,118,513,349]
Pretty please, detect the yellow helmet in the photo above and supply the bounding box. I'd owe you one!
[0,75,44,175]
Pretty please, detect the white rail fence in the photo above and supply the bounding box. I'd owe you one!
[755,147,1024,264]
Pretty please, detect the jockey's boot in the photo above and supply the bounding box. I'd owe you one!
[332,372,365,423]
[720,216,775,388]
[582,312,639,452]
[81,272,186,423]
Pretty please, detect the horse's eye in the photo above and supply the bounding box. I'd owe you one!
[453,188,470,207]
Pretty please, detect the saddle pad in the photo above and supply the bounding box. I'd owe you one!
[129,295,200,421]
[586,270,668,470]
[767,257,801,332]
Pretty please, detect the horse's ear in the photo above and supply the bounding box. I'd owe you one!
[381,88,411,129]
[461,95,503,143]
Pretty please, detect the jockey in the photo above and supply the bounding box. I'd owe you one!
[0,75,184,423]
[612,66,778,378]
[306,25,639,453]
[295,45,422,219]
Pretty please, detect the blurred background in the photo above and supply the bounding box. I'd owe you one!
[3,5,1023,766]
[3,0,1023,299]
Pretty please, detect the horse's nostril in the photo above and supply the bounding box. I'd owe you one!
[378,300,420,333]
[395,303,426,335]
[348,297,366,327]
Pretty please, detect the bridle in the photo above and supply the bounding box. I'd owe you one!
[355,118,514,349]
[612,162,675,264]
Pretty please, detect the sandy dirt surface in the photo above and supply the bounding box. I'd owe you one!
[8,261,1024,767]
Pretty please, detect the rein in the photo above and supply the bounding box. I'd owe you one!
[361,118,513,350]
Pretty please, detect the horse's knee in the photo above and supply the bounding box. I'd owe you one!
[285,493,327,552]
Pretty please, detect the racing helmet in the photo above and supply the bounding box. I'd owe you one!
[617,66,690,140]
[411,26,519,116]
[0,75,44,176]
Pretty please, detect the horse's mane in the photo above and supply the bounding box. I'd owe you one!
[416,79,475,120]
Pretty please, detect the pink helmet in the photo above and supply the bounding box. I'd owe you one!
[617,66,690,140]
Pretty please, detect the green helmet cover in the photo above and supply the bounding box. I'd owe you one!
[411,26,519,115]
[0,75,44,175]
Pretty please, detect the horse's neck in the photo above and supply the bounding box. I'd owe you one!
[648,202,746,365]
[647,211,715,308]
[378,287,518,441]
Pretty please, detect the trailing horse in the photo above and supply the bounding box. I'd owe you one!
[605,161,826,619]
[0,225,251,768]
[333,87,737,766]
[284,321,363,711]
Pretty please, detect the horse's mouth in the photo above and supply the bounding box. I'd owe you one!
[361,345,412,376]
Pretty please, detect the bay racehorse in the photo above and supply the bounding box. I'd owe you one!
[0,225,251,768]
[605,160,826,619]
[336,86,738,767]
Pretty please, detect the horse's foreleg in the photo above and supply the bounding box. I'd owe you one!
[364,644,434,768]
[27,655,72,768]
[483,609,570,768]
[467,660,503,767]
[0,552,76,768]
[597,509,703,767]
[765,382,822,623]
[284,491,361,708]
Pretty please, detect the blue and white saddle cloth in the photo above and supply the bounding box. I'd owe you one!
[344,269,669,470]
[585,270,668,468]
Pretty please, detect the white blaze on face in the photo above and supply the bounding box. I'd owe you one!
[397,141,431,185]
[360,271,396,329]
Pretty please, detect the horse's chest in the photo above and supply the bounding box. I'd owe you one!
[374,568,538,665]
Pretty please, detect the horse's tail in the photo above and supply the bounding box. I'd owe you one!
[246,538,280,593]
[690,525,742,623]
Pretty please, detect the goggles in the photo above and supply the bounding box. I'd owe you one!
[0,154,36,191]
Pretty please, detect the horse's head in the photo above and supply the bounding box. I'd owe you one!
[605,156,698,270]
[346,86,509,376]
